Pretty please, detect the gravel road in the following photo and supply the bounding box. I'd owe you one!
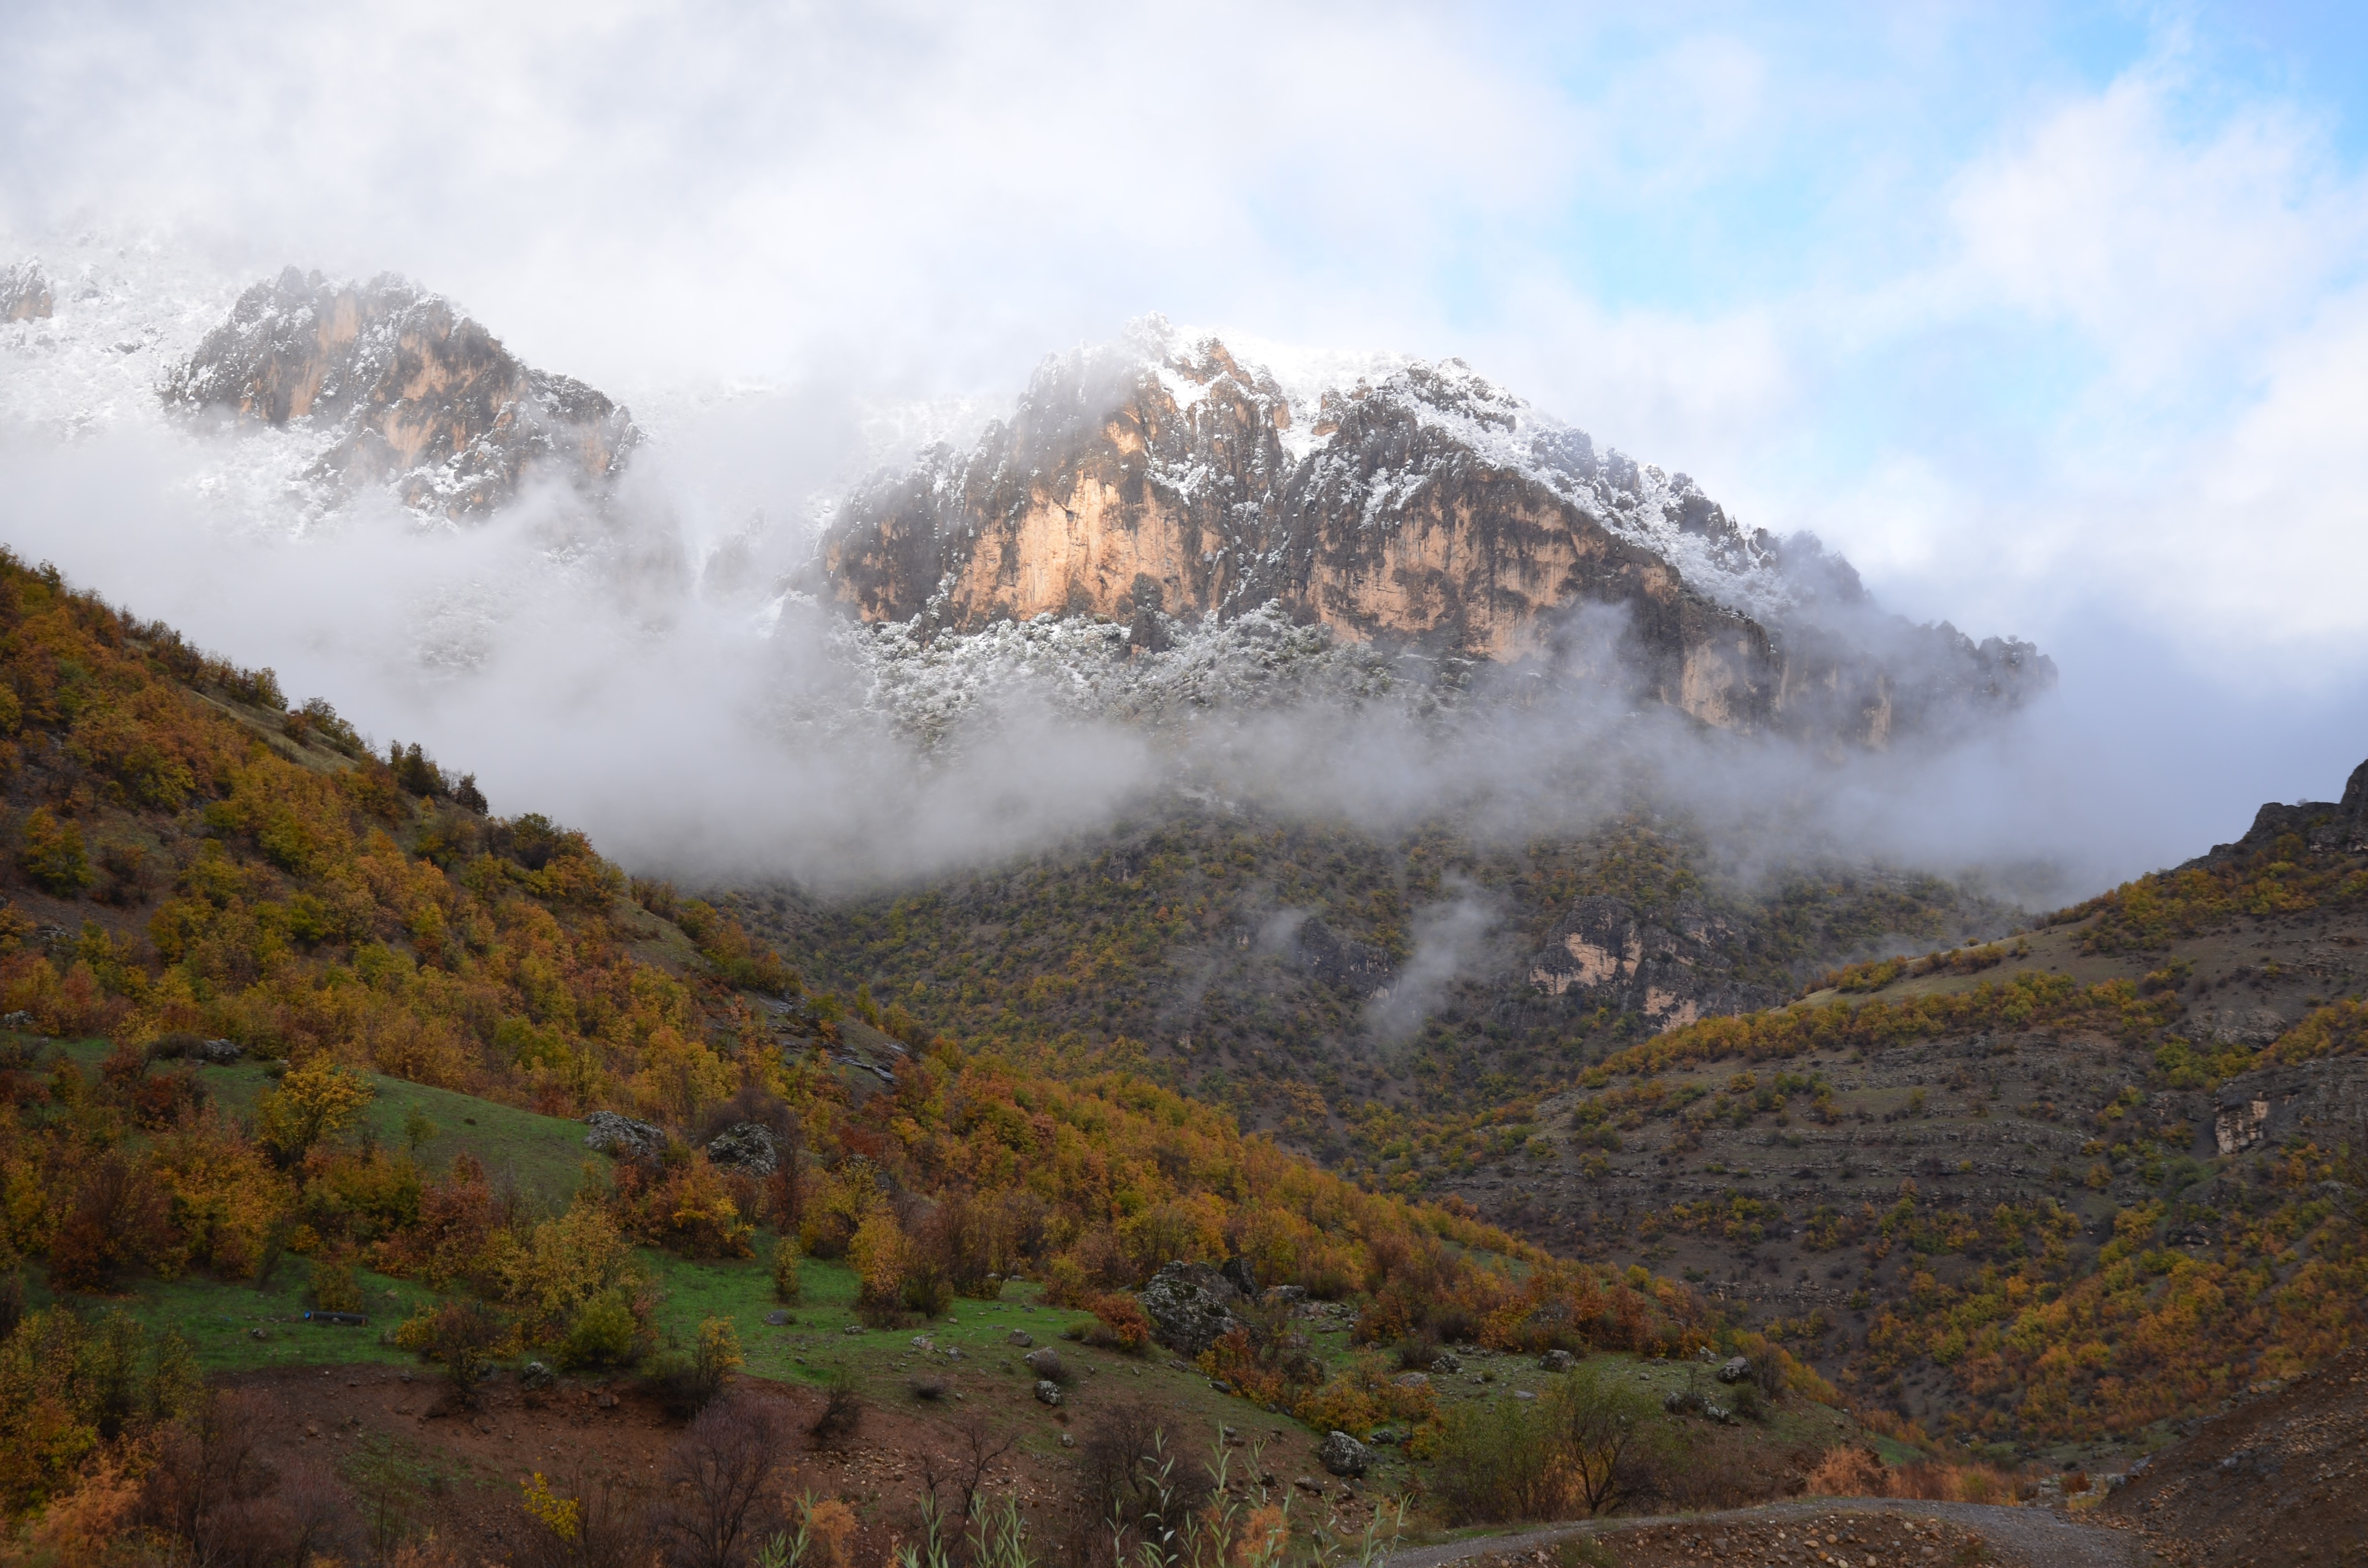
[1382,1498,2160,1568]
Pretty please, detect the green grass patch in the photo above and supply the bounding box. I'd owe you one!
[635,1244,1108,1390]
[26,1254,442,1373]
[50,1039,594,1211]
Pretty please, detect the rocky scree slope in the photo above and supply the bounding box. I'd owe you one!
[2107,1340,2368,1566]
[816,321,2052,748]
[164,265,637,518]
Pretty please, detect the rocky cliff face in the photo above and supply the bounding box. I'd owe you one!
[1527,896,1783,1032]
[164,267,636,517]
[2187,757,2368,869]
[0,260,51,323]
[819,322,2052,746]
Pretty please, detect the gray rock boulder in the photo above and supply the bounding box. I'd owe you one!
[704,1121,780,1176]
[1008,1330,1034,1348]
[584,1110,666,1162]
[1539,1349,1575,1372]
[1034,1380,1063,1407]
[1717,1356,1751,1384]
[1137,1261,1246,1357]
[1319,1431,1369,1478]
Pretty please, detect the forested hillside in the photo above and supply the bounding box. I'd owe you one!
[1474,794,2368,1453]
[747,816,2017,1190]
[0,551,1752,1554]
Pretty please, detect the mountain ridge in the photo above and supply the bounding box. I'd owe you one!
[814,318,2054,748]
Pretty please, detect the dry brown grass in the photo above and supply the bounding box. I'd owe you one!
[1805,1446,2023,1504]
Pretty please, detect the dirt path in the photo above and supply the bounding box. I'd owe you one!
[1384,1498,2159,1568]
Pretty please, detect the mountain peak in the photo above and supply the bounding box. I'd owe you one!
[816,323,2050,747]
[164,267,638,518]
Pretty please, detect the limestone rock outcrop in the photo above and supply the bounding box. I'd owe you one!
[1527,896,1782,1031]
[818,321,2051,747]
[1136,1260,1246,1356]
[703,1121,780,1176]
[2187,757,2368,868]
[584,1110,666,1162]
[166,267,635,517]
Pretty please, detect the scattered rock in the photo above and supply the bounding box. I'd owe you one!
[1717,1356,1751,1384]
[1369,1427,1404,1446]
[1008,1330,1034,1347]
[0,1011,33,1031]
[1319,1431,1369,1478]
[520,1361,555,1391]
[911,1336,935,1351]
[1265,1285,1308,1306]
[843,1324,864,1335]
[1393,1371,1431,1390]
[195,1038,243,1065]
[765,1310,791,1326]
[1138,1261,1245,1357]
[1431,1350,1462,1373]
[1539,1349,1575,1372]
[595,1391,619,1409]
[583,1110,666,1162]
[1035,1380,1063,1407]
[249,1327,270,1340]
[1220,1256,1260,1298]
[473,1415,495,1434]
[1511,1389,1536,1401]
[1059,1432,1076,1448]
[704,1121,780,1176]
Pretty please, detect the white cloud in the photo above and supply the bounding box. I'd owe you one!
[8,2,2368,884]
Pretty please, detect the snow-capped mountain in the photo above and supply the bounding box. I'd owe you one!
[815,318,2052,746]
[166,267,637,519]
[1,244,2049,749]
[0,238,631,527]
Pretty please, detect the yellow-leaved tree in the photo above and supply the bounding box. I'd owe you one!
[253,1055,374,1164]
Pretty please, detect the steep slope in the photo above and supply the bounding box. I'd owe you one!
[165,266,637,517]
[739,808,2023,1172]
[2107,1341,2368,1565]
[0,544,1702,1396]
[1474,766,2368,1455]
[818,322,2052,747]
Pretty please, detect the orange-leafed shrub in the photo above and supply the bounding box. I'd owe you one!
[1084,1292,1151,1352]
